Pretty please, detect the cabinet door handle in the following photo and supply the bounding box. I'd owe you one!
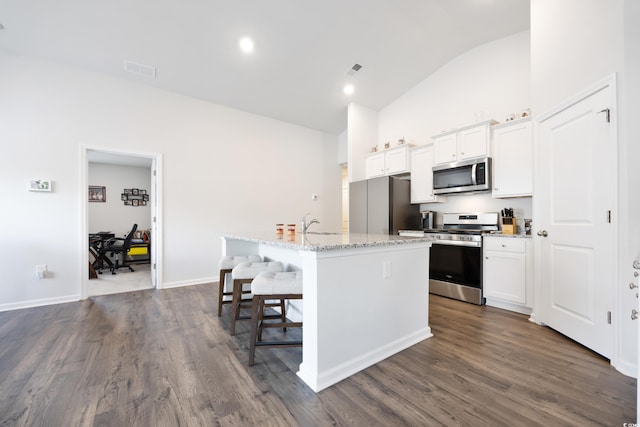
[632,309,638,320]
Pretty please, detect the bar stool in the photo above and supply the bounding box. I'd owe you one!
[230,261,284,335]
[249,270,303,366]
[217,255,262,317]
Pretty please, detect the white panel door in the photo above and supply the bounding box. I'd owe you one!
[536,82,615,358]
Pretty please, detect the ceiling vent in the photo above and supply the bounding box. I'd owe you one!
[124,60,157,79]
[346,63,363,77]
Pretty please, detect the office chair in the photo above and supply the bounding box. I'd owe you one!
[105,224,138,274]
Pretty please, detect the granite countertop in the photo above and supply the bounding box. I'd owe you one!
[484,233,532,239]
[221,231,435,252]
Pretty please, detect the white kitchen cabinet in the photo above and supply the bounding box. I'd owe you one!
[491,117,533,198]
[365,152,386,178]
[410,145,447,203]
[365,146,410,179]
[433,132,458,164]
[483,236,532,315]
[433,120,496,165]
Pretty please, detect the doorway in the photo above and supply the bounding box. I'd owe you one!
[80,146,163,299]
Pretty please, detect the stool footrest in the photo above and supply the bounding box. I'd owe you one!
[255,341,302,347]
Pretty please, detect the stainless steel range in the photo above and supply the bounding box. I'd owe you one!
[426,212,499,305]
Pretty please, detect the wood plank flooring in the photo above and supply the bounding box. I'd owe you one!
[0,284,635,426]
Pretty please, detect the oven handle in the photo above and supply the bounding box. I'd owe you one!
[432,239,481,248]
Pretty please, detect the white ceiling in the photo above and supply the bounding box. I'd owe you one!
[0,0,530,135]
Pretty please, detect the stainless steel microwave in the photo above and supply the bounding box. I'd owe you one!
[432,157,491,195]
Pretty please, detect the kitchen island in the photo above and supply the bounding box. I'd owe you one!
[221,231,434,392]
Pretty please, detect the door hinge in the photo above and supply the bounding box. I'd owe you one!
[607,210,611,223]
[607,311,612,324]
[153,216,157,223]
[153,170,157,176]
[598,108,610,123]
[153,263,156,270]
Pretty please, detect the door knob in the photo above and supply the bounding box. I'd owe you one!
[632,309,638,320]
[537,230,548,237]
[630,282,638,290]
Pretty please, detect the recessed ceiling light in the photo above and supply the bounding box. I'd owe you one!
[343,84,355,95]
[239,37,254,53]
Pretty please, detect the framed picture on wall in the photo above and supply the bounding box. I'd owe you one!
[131,188,139,196]
[132,199,139,207]
[89,186,106,202]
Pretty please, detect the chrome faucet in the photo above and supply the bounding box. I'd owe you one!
[301,213,320,234]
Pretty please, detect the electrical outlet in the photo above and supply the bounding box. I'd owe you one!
[383,261,391,279]
[36,264,47,279]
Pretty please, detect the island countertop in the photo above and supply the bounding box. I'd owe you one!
[220,231,436,252]
[221,232,433,392]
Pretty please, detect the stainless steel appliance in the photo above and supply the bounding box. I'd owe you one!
[427,212,499,305]
[420,210,435,230]
[432,157,491,195]
[349,176,419,235]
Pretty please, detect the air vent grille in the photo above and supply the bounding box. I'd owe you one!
[346,63,363,77]
[124,60,157,79]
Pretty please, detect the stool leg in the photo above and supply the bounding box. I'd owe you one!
[230,279,243,336]
[218,269,228,317]
[280,299,287,333]
[257,298,266,342]
[249,295,261,366]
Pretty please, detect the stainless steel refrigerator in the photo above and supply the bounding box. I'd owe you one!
[349,176,420,235]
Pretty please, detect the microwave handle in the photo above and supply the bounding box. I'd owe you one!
[471,163,477,185]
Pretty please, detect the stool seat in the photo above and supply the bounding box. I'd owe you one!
[219,255,262,270]
[232,261,284,280]
[251,271,302,295]
[248,270,303,366]
[217,255,262,317]
[229,261,284,335]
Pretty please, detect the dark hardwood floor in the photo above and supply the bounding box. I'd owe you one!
[0,284,635,426]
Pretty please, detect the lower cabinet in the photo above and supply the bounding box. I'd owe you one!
[483,236,532,314]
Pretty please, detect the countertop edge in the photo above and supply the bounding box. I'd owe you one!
[221,232,435,252]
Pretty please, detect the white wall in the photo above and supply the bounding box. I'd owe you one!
[347,103,379,183]
[0,52,341,309]
[531,0,638,375]
[88,163,152,236]
[377,30,533,221]
[379,31,531,146]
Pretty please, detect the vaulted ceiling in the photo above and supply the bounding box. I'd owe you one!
[0,0,530,134]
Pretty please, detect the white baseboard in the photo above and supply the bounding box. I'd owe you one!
[0,294,81,312]
[298,327,433,392]
[162,277,215,289]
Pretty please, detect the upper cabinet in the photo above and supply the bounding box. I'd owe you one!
[491,117,533,198]
[433,120,497,165]
[410,145,446,204]
[365,145,411,179]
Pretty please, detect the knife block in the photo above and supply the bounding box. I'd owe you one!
[502,217,516,235]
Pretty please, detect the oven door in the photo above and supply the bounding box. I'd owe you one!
[429,241,484,304]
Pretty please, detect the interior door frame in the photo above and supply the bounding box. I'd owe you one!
[79,144,164,299]
[532,73,619,362]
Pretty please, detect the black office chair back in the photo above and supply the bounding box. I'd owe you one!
[123,224,138,250]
